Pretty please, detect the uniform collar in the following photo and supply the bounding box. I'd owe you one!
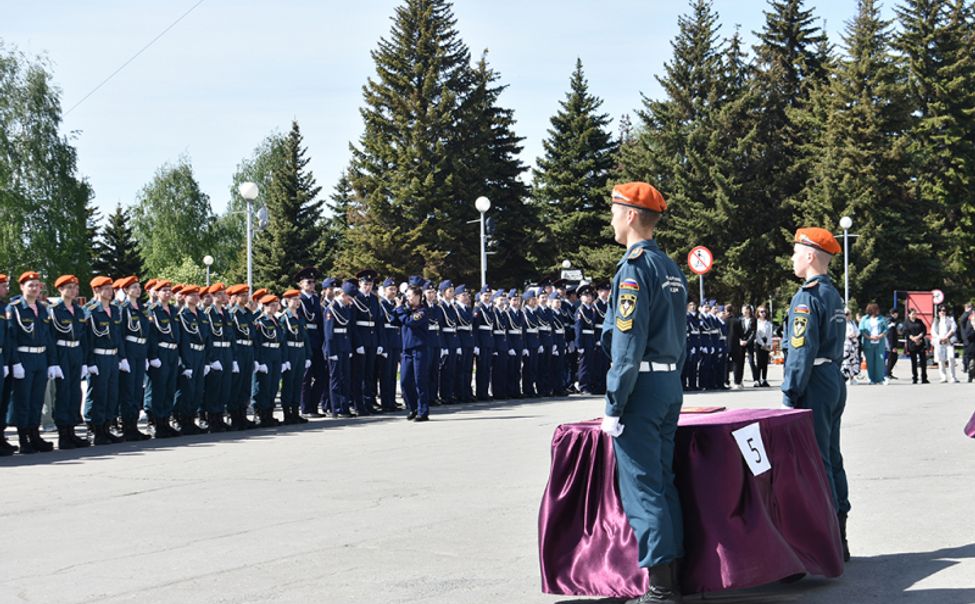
[619,238,658,265]
[803,273,830,287]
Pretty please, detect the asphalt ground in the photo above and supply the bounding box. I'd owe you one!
[1,363,973,604]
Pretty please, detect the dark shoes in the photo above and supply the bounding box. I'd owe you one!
[406,411,417,421]
[627,563,682,604]
[122,419,151,441]
[413,415,429,422]
[838,514,851,562]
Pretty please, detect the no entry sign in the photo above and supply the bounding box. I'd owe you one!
[688,246,713,275]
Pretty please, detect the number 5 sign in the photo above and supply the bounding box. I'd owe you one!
[731,422,772,476]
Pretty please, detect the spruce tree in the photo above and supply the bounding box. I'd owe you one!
[85,198,103,280]
[319,169,363,275]
[252,120,324,292]
[93,203,144,279]
[532,58,617,276]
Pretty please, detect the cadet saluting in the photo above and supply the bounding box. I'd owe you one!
[782,227,851,562]
[599,182,687,604]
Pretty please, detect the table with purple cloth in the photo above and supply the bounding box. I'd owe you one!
[538,408,844,599]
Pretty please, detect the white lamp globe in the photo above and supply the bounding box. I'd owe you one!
[239,182,259,200]
[839,216,853,230]
[475,196,491,213]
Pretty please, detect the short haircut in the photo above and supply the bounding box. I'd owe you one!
[634,207,662,230]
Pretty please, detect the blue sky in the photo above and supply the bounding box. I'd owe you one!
[5,1,892,219]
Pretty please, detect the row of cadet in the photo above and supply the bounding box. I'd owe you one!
[0,268,620,455]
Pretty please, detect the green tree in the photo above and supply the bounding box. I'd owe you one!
[93,203,144,279]
[532,58,617,277]
[252,120,324,292]
[154,255,208,286]
[131,156,216,277]
[0,43,92,284]
[319,169,363,276]
[85,198,103,280]
[895,0,975,301]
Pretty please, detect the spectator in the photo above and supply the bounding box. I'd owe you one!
[842,309,862,385]
[931,305,959,383]
[960,302,973,375]
[904,308,929,384]
[729,304,756,389]
[858,303,888,384]
[754,305,773,387]
[961,310,975,383]
[885,308,902,379]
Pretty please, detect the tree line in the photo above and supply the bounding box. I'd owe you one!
[1,0,973,314]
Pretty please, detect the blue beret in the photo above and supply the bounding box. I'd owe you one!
[407,275,423,287]
[341,280,358,296]
[322,277,337,288]
[548,292,560,301]
[423,280,435,290]
[438,279,454,292]
[490,290,502,302]
[508,288,519,298]
[479,284,491,295]
[382,277,396,287]
[455,284,467,295]
[523,290,536,301]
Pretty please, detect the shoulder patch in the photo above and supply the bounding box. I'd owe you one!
[616,317,633,332]
[620,278,640,291]
[794,304,810,314]
[790,315,807,348]
[802,280,820,289]
[618,293,637,319]
[627,247,645,261]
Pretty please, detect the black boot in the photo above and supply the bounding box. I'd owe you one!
[70,426,90,447]
[154,416,178,438]
[122,419,150,441]
[208,411,229,433]
[626,563,682,604]
[281,407,296,425]
[29,427,54,452]
[92,423,112,445]
[179,415,203,435]
[102,422,123,444]
[57,426,77,450]
[17,428,36,454]
[0,426,18,455]
[292,407,308,424]
[838,514,851,562]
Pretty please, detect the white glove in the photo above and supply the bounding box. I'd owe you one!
[356,346,365,354]
[119,359,131,373]
[508,349,516,356]
[12,363,25,379]
[522,349,529,357]
[553,350,560,357]
[145,359,150,372]
[552,345,558,354]
[474,346,480,356]
[578,348,585,354]
[47,366,60,380]
[690,347,696,355]
[328,355,338,361]
[258,364,269,374]
[81,365,88,379]
[211,360,223,372]
[305,359,312,369]
[182,369,193,378]
[149,358,162,368]
[87,365,99,376]
[232,361,240,373]
[456,348,462,355]
[538,346,544,354]
[254,361,261,372]
[381,352,388,358]
[377,346,384,355]
[203,365,211,376]
[282,361,291,373]
[441,348,448,358]
[600,416,624,438]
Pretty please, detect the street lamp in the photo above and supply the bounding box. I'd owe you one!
[239,181,259,297]
[203,255,214,286]
[475,196,491,288]
[561,259,571,269]
[839,215,853,308]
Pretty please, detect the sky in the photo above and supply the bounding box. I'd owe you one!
[5,0,895,220]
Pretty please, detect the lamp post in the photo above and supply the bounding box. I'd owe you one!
[475,196,491,288]
[239,182,259,297]
[561,259,571,269]
[203,255,214,286]
[839,215,853,308]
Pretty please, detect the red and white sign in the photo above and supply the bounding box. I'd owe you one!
[931,289,944,305]
[687,246,713,275]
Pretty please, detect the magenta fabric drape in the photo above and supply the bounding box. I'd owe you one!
[538,408,844,598]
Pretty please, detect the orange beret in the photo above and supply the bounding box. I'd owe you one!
[90,276,113,290]
[19,271,42,285]
[282,289,300,299]
[145,278,157,290]
[795,227,841,256]
[253,288,269,300]
[171,284,184,294]
[181,285,201,296]
[154,279,172,290]
[209,282,226,295]
[54,275,79,289]
[611,182,667,213]
[260,294,279,305]
[117,275,139,290]
[0,274,8,284]
[225,284,245,296]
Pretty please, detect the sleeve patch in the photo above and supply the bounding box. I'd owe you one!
[620,278,640,291]
[790,315,807,348]
[794,304,810,314]
[616,317,633,332]
[618,293,637,319]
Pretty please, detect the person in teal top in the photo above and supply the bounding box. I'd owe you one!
[857,303,888,384]
[781,227,852,562]
[599,182,687,604]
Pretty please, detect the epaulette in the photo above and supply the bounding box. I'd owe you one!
[627,247,645,261]
[802,281,820,289]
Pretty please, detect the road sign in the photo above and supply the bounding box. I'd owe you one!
[932,289,944,305]
[687,246,713,275]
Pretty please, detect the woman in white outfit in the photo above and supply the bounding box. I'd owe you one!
[842,309,862,384]
[931,306,958,383]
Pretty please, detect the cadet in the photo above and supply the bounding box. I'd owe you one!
[548,293,568,396]
[697,300,714,389]
[574,285,597,394]
[438,280,460,404]
[296,267,327,417]
[146,280,182,437]
[253,294,284,426]
[682,301,701,391]
[600,182,687,604]
[378,278,402,411]
[324,281,356,417]
[279,289,311,424]
[522,290,541,397]
[473,285,496,400]
[593,282,611,394]
[7,272,60,453]
[203,283,234,432]
[174,285,209,435]
[396,281,431,421]
[423,281,444,404]
[490,290,508,399]
[454,285,475,403]
[715,305,730,390]
[782,227,851,561]
[536,291,554,396]
[0,273,14,456]
[504,290,526,398]
[226,284,257,430]
[116,276,151,440]
[350,269,383,415]
[50,275,91,449]
[84,276,125,445]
